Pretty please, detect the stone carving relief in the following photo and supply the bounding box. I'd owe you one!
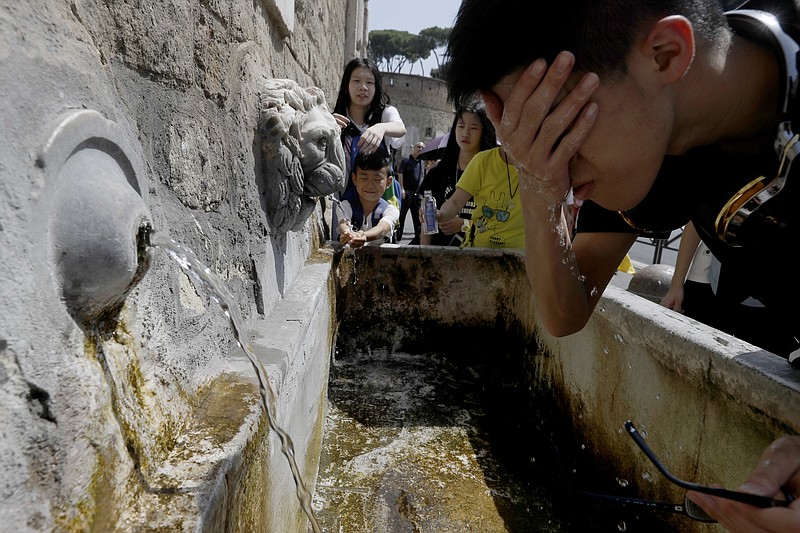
[37,110,152,324]
[258,79,345,233]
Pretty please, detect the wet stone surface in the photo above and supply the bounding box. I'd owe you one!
[312,347,567,533]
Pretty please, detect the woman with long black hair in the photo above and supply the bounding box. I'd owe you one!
[332,58,406,182]
[418,98,497,246]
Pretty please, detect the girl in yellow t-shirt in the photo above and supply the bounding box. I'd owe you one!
[434,146,524,249]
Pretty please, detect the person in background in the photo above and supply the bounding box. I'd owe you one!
[330,57,405,243]
[433,145,524,250]
[418,98,497,246]
[332,57,406,190]
[446,0,800,528]
[661,222,730,326]
[424,159,438,175]
[398,141,425,244]
[336,150,399,248]
[661,222,794,355]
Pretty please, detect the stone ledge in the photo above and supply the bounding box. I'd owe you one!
[196,259,334,533]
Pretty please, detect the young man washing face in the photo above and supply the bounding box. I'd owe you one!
[446,1,800,529]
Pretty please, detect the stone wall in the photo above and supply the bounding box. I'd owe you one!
[344,0,369,61]
[382,72,454,157]
[0,0,354,530]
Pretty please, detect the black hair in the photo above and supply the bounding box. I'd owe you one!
[334,57,391,126]
[353,148,391,173]
[437,97,497,173]
[446,0,729,105]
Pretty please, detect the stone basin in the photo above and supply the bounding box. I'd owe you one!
[296,244,800,533]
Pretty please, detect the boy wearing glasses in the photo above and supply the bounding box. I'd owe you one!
[336,150,399,248]
[434,146,524,249]
[446,0,799,530]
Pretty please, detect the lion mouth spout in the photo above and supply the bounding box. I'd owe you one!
[258,78,347,233]
[304,161,345,197]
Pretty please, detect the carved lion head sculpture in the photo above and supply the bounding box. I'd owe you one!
[258,79,346,233]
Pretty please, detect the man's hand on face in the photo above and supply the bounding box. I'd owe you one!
[484,51,598,208]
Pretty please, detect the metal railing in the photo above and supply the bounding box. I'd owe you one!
[636,228,683,264]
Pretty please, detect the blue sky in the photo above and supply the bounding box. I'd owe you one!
[368,0,462,75]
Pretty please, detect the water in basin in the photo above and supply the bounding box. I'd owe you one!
[313,342,595,532]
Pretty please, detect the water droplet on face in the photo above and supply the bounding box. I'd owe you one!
[614,333,625,343]
[618,521,627,531]
[616,477,629,488]
[603,347,610,355]
[656,393,662,400]
[598,305,607,313]
[642,471,653,482]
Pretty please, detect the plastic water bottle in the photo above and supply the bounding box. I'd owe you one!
[422,190,438,235]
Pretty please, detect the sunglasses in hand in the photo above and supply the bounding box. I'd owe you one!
[583,421,794,523]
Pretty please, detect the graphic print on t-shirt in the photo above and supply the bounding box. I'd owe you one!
[474,190,512,247]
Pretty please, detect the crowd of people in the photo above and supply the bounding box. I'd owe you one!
[418,98,499,246]
[329,56,528,250]
[328,58,554,251]
[327,0,800,528]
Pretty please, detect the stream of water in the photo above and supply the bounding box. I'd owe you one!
[149,231,322,533]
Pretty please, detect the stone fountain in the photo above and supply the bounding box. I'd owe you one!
[3,2,800,533]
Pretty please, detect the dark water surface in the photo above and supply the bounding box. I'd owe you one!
[311,344,623,532]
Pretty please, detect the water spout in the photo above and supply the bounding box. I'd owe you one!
[37,109,153,325]
[258,80,346,233]
[148,232,322,532]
